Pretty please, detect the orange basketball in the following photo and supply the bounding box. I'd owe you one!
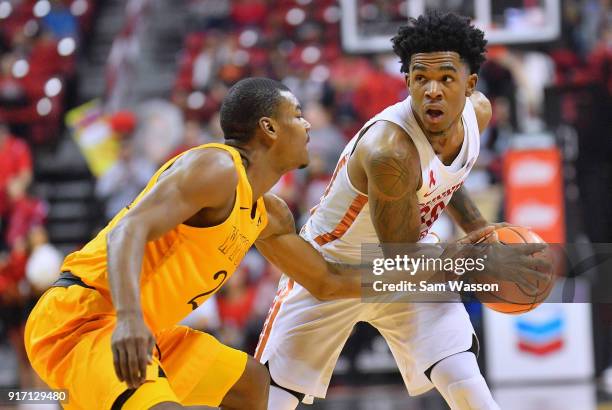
[473,226,554,315]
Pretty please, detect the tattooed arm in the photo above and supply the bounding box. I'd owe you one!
[348,122,501,284]
[352,121,423,249]
[446,185,488,233]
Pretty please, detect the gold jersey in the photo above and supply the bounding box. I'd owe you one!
[61,143,268,331]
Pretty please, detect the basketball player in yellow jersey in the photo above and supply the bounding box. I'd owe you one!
[24,78,362,410]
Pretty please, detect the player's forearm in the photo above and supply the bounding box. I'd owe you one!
[446,185,488,233]
[370,194,429,269]
[255,236,361,300]
[330,245,447,287]
[107,220,147,318]
[319,273,361,300]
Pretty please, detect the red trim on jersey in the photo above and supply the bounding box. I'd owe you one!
[313,194,368,246]
[310,154,349,216]
[254,279,294,361]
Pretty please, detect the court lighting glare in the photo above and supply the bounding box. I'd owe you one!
[0,1,12,19]
[37,97,53,116]
[45,78,63,98]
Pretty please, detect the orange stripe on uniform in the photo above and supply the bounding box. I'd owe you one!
[322,155,348,198]
[254,279,294,361]
[313,194,368,246]
[310,155,349,216]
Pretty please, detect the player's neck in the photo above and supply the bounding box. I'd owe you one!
[421,116,464,157]
[227,142,282,203]
[246,163,283,203]
[423,114,462,141]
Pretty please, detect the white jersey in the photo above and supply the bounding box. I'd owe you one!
[257,96,483,402]
[302,96,480,263]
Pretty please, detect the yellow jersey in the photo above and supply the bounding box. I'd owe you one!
[61,143,268,331]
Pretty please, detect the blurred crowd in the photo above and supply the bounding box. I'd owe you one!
[0,0,610,388]
[0,0,98,387]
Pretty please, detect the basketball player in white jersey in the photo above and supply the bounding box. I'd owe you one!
[254,12,518,410]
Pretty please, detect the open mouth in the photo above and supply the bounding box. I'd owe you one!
[425,109,444,122]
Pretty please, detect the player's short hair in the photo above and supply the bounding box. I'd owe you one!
[391,10,487,74]
[221,77,290,143]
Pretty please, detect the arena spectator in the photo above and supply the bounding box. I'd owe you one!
[215,264,258,350]
[41,0,80,41]
[230,0,267,28]
[134,100,185,165]
[295,102,345,221]
[24,225,62,295]
[352,56,407,122]
[0,53,29,109]
[186,0,230,31]
[303,102,345,174]
[95,134,156,221]
[191,31,224,90]
[4,194,46,250]
[166,119,211,159]
[0,122,32,223]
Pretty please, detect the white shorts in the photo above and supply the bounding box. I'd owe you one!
[255,275,478,404]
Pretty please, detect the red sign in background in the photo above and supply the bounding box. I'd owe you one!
[503,148,566,244]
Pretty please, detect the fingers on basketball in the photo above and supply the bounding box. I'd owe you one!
[474,226,555,315]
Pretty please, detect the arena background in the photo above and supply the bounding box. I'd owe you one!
[0,0,610,408]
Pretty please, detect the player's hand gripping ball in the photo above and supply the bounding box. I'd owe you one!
[472,226,555,314]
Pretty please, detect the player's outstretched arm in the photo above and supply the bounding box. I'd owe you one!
[106,148,238,389]
[255,193,361,300]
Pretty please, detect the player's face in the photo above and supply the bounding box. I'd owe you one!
[407,51,477,137]
[274,91,311,170]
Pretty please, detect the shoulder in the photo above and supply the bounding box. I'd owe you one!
[469,91,492,134]
[262,193,292,223]
[355,121,421,183]
[357,121,418,161]
[169,147,238,205]
[259,193,295,239]
[184,146,237,170]
[177,147,237,183]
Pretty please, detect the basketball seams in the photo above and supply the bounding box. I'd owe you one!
[479,226,553,314]
[506,226,531,243]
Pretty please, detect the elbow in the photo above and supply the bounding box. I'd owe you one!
[309,280,338,301]
[311,288,333,301]
[108,218,141,245]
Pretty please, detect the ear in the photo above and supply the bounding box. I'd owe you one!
[465,73,478,97]
[258,117,278,144]
[404,73,410,88]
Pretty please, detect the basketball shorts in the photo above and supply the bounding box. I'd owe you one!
[24,284,247,409]
[255,275,478,404]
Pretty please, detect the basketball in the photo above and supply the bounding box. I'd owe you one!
[473,226,554,315]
